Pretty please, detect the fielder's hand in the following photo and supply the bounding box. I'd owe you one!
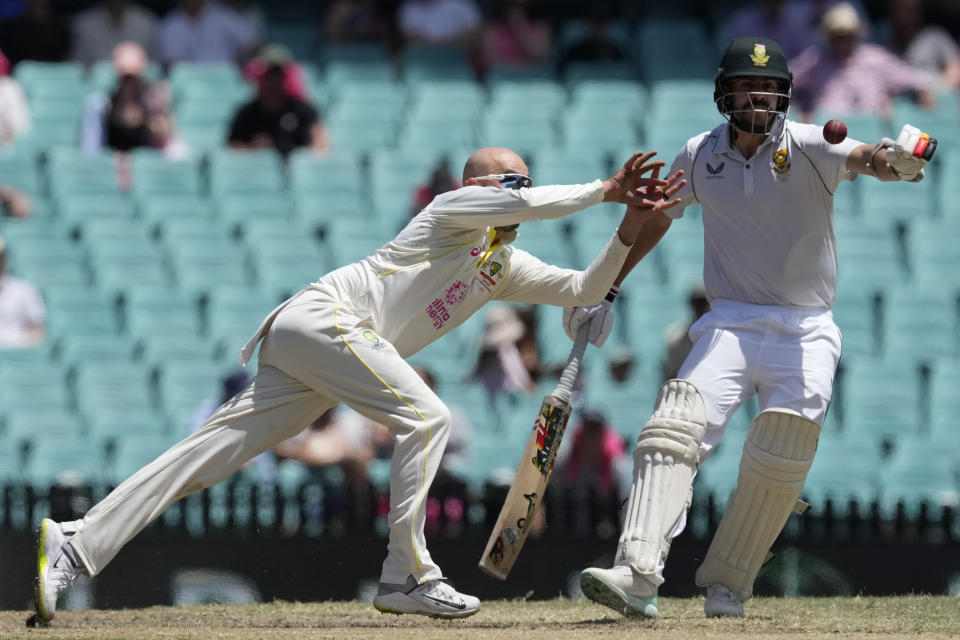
[603,151,668,204]
[884,124,937,182]
[563,286,618,347]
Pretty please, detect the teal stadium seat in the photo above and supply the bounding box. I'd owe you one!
[939,150,960,220]
[130,151,203,198]
[6,235,89,288]
[47,150,120,198]
[86,411,169,444]
[880,286,958,364]
[905,218,960,287]
[123,285,201,338]
[90,244,170,295]
[401,45,473,83]
[157,360,227,431]
[139,195,215,227]
[24,437,104,489]
[878,440,960,519]
[106,432,180,485]
[802,436,879,516]
[288,149,363,199]
[860,175,936,226]
[839,357,923,450]
[928,359,960,430]
[323,59,396,88]
[0,151,44,196]
[58,194,135,232]
[170,244,253,299]
[0,361,70,412]
[831,290,878,358]
[73,361,155,417]
[217,192,294,229]
[44,287,120,339]
[56,334,136,369]
[834,219,906,295]
[169,62,245,98]
[208,149,285,198]
[638,19,716,83]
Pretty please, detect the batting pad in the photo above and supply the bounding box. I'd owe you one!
[695,409,820,601]
[617,379,706,576]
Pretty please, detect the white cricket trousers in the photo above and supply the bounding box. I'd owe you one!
[644,298,841,582]
[69,288,451,586]
[681,298,842,457]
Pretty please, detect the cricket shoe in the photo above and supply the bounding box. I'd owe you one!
[704,584,745,618]
[579,565,659,618]
[34,519,84,624]
[373,576,479,619]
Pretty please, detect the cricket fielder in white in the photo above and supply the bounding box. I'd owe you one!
[568,35,937,618]
[33,147,685,623]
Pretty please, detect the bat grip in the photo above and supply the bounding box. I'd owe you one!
[553,324,589,405]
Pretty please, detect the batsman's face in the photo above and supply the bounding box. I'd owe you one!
[726,76,786,135]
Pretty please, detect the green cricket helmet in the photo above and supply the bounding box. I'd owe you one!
[714,36,792,135]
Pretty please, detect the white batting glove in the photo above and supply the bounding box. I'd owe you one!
[562,285,619,348]
[885,124,937,182]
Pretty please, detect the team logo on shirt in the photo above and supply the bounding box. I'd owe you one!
[489,262,502,277]
[476,253,507,292]
[750,43,770,67]
[771,149,791,178]
[362,330,385,350]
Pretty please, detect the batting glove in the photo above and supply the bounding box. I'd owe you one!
[884,124,937,182]
[562,285,619,348]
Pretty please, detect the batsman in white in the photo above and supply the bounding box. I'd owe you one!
[32,147,685,624]
[565,35,937,619]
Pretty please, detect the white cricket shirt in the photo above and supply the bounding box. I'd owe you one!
[667,119,860,308]
[241,182,629,363]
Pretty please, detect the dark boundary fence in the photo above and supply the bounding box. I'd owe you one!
[1,476,957,609]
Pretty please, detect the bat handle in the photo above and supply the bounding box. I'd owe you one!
[554,324,589,405]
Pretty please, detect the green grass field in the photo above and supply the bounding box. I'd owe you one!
[2,596,958,640]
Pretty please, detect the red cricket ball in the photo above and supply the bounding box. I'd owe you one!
[823,119,848,144]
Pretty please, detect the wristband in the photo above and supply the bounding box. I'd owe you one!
[605,285,621,303]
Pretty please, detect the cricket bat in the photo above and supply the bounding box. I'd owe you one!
[478,324,590,580]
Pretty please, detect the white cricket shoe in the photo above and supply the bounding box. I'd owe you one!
[579,565,659,618]
[34,519,84,623]
[704,584,745,618]
[373,576,480,619]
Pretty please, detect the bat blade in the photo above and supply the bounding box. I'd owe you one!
[478,393,572,580]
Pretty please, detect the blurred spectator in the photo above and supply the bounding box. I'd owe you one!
[471,305,537,407]
[227,45,329,157]
[189,368,277,483]
[721,0,817,60]
[790,2,934,119]
[558,409,626,496]
[81,42,184,158]
[156,0,259,66]
[274,407,373,482]
[481,0,551,72]
[607,345,635,383]
[884,0,960,93]
[410,156,460,220]
[0,185,33,218]
[0,233,46,348]
[0,49,29,146]
[323,0,393,44]
[70,0,158,66]
[721,1,869,60]
[661,285,710,382]
[0,0,70,65]
[556,408,627,537]
[398,0,481,47]
[558,3,625,72]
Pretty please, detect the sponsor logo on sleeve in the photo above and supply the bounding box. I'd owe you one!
[362,330,385,350]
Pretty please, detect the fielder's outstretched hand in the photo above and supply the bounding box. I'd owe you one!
[603,150,669,204]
